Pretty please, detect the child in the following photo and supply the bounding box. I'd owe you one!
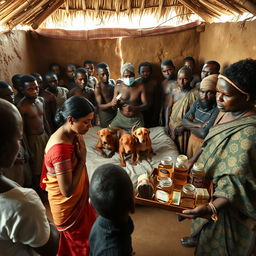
[89,164,135,256]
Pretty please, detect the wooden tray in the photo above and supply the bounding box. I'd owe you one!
[135,168,213,214]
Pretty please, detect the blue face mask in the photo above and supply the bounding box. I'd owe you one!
[123,77,135,86]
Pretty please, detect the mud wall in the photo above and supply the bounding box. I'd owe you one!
[30,27,199,80]
[0,30,36,84]
[198,20,256,71]
[0,20,255,84]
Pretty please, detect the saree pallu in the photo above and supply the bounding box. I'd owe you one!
[169,88,198,154]
[191,115,256,256]
[41,143,96,256]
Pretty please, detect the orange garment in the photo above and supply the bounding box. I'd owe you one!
[41,143,96,256]
[186,135,203,159]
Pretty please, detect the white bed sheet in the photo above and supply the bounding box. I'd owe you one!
[85,126,179,185]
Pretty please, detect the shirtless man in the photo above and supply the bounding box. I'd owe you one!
[161,59,177,125]
[136,62,161,127]
[83,60,98,89]
[49,62,65,87]
[183,56,200,88]
[64,63,76,90]
[32,72,57,133]
[0,82,31,186]
[0,98,59,256]
[95,62,116,127]
[44,71,69,110]
[68,67,96,106]
[12,74,23,105]
[110,62,147,131]
[17,75,50,196]
[0,81,14,103]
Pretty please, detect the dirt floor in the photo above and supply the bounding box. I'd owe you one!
[45,203,194,256]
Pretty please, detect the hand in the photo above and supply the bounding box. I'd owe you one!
[111,98,119,107]
[75,134,86,164]
[177,205,211,219]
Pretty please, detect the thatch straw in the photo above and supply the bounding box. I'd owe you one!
[0,0,254,30]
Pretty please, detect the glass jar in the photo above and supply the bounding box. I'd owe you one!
[158,157,173,179]
[172,155,189,189]
[181,184,196,208]
[190,162,205,188]
[136,174,154,200]
[158,177,173,194]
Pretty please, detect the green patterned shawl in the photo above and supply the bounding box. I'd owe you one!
[192,115,256,256]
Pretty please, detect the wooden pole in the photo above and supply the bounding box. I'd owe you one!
[8,0,49,28]
[31,0,65,29]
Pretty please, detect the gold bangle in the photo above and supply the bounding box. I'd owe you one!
[208,202,218,222]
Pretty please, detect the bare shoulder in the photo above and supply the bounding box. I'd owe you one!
[45,130,71,153]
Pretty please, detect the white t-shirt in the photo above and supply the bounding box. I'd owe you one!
[0,186,50,256]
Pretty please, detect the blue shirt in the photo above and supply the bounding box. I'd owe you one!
[89,216,134,256]
[184,99,219,139]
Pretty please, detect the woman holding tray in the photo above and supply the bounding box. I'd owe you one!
[41,96,96,256]
[179,59,256,256]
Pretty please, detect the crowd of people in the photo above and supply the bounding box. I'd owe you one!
[0,57,255,256]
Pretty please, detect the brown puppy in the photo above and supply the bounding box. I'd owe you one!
[96,128,117,158]
[132,126,153,162]
[118,129,137,167]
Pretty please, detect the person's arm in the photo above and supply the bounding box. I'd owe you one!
[110,85,121,108]
[56,135,87,197]
[41,97,51,135]
[68,88,74,98]
[178,197,229,219]
[95,86,113,111]
[9,190,59,256]
[182,107,219,138]
[32,221,59,256]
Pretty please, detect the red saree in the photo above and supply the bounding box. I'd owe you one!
[41,143,96,256]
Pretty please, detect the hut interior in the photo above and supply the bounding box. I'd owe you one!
[0,1,255,255]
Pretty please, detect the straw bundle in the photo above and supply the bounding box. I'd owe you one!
[0,0,254,31]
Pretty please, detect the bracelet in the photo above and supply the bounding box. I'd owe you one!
[208,202,218,222]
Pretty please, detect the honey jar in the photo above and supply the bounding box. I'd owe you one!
[173,155,189,189]
[157,177,173,198]
[181,184,196,208]
[190,162,205,188]
[158,157,173,179]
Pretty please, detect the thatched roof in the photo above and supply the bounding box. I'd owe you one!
[0,0,255,30]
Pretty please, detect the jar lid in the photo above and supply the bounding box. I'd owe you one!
[159,177,173,188]
[192,162,204,171]
[160,157,172,165]
[182,184,196,194]
[177,155,188,164]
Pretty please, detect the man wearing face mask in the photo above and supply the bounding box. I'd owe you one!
[110,62,147,131]
[182,74,219,158]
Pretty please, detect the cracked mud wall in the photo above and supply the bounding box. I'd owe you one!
[29,27,199,81]
[0,30,36,84]
[0,20,255,85]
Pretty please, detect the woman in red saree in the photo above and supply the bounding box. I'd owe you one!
[41,96,96,256]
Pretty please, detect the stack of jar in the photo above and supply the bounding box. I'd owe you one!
[156,157,173,203]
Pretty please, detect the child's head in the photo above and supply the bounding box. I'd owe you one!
[90,164,135,220]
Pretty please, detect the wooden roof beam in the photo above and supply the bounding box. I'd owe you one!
[31,0,65,29]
